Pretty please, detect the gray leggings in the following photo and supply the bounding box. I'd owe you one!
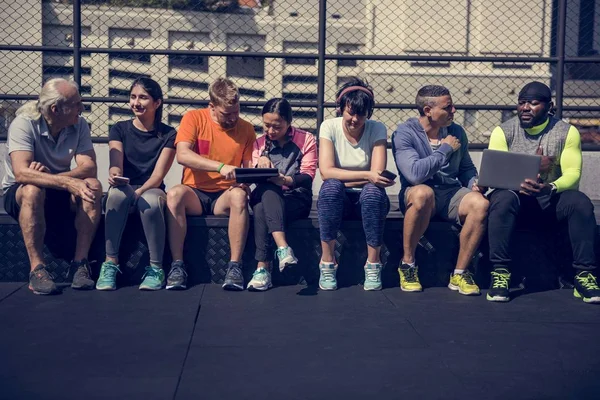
[104,185,167,265]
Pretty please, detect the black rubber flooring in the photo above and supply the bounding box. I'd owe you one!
[0,283,599,400]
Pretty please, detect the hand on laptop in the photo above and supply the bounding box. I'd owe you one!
[220,164,236,180]
[471,179,487,194]
[519,177,552,197]
[441,135,461,151]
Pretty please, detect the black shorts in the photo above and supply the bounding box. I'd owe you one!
[3,184,77,258]
[190,187,225,216]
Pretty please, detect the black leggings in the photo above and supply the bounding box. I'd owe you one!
[487,189,597,271]
[251,183,311,262]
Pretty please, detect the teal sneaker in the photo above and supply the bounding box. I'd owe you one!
[364,262,383,291]
[276,246,298,272]
[319,262,338,291]
[95,261,121,291]
[247,267,272,292]
[139,266,165,291]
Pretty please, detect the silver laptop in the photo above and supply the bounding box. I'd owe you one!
[478,149,541,191]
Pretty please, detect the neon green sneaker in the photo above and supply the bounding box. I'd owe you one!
[448,271,480,295]
[139,266,165,291]
[573,271,600,304]
[398,264,422,292]
[96,261,121,291]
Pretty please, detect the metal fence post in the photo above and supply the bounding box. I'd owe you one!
[316,0,327,134]
[554,0,567,119]
[73,0,82,88]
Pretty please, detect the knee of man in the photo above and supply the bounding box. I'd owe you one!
[19,184,45,205]
[467,193,489,218]
[490,189,519,209]
[84,178,103,194]
[564,190,594,214]
[229,188,249,210]
[408,185,434,208]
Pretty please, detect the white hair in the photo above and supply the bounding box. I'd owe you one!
[16,78,79,120]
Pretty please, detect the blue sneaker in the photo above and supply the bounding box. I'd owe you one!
[139,266,165,291]
[363,262,383,291]
[319,262,338,291]
[96,261,121,291]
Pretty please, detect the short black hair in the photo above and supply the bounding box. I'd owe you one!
[415,85,451,116]
[262,98,293,124]
[336,77,375,118]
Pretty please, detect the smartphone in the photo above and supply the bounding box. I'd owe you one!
[380,170,397,181]
[112,176,130,184]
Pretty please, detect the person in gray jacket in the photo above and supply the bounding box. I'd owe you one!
[391,85,488,295]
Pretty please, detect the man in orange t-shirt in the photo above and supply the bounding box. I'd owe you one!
[166,78,256,291]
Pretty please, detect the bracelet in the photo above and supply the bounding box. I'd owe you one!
[217,163,225,173]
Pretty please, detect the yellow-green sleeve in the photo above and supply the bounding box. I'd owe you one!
[488,126,509,151]
[553,126,582,192]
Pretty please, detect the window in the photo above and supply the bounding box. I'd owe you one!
[226,34,265,79]
[337,44,363,68]
[283,41,318,66]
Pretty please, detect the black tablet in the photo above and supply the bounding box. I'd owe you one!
[235,168,279,183]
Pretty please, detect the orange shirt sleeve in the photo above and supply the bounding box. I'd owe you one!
[175,110,200,146]
[242,126,256,165]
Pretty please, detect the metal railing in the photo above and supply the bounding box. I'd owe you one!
[0,0,599,146]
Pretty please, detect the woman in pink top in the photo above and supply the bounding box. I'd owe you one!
[248,98,318,291]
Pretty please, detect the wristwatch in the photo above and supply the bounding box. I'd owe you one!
[550,183,558,196]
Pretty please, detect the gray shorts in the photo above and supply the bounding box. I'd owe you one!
[402,185,471,225]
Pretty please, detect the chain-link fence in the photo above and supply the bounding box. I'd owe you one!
[0,0,599,146]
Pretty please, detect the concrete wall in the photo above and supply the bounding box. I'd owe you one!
[2,143,599,200]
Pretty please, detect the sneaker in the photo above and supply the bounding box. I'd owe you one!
[573,271,600,304]
[448,271,480,296]
[398,263,422,292]
[166,260,188,290]
[29,264,58,295]
[363,262,383,291]
[223,261,245,291]
[96,261,121,291]
[247,267,272,292]
[276,246,298,272]
[319,262,338,291]
[71,259,95,290]
[487,268,511,302]
[139,266,165,291]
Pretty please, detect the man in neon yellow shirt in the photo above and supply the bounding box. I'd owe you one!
[486,81,600,304]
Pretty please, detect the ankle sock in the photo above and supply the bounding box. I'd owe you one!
[453,269,465,275]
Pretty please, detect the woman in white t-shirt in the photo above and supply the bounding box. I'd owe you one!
[317,78,394,291]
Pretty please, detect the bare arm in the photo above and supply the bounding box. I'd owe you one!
[176,141,223,172]
[11,150,95,203]
[12,150,75,190]
[58,149,97,179]
[135,147,176,195]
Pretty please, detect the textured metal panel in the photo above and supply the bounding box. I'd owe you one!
[2,215,599,291]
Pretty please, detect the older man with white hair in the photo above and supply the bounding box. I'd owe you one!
[2,78,102,295]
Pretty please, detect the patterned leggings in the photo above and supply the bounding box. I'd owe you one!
[317,179,390,247]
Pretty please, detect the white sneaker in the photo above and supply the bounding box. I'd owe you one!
[276,246,298,272]
[247,267,272,292]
